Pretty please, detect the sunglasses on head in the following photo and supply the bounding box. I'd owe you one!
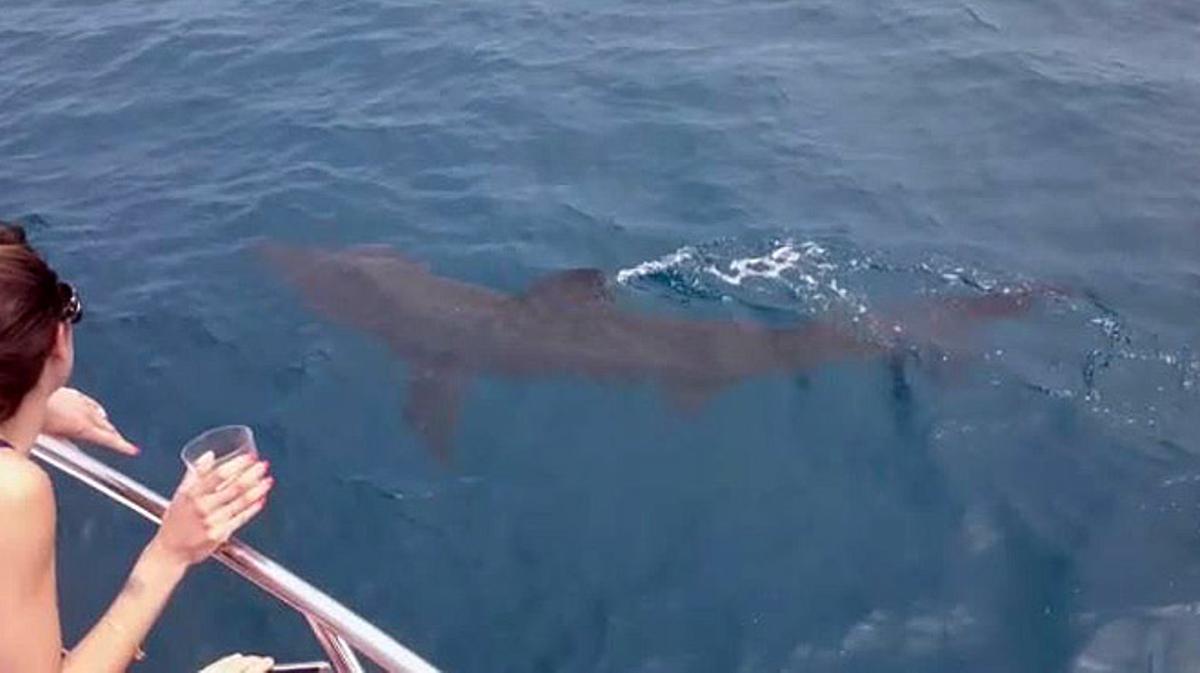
[58,282,83,324]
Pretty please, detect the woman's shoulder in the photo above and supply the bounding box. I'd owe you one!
[0,452,54,513]
[0,453,56,579]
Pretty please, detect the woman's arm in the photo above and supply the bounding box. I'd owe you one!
[59,538,187,672]
[0,455,64,672]
[45,388,139,456]
[0,453,271,673]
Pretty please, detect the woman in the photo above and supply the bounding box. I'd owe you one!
[0,223,275,673]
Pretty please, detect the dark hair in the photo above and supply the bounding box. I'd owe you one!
[0,221,71,421]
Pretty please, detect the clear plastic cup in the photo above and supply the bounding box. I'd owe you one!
[181,425,258,473]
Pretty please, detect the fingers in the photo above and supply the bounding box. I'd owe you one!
[198,653,275,673]
[179,455,268,504]
[45,388,141,456]
[177,453,257,504]
[212,496,267,543]
[175,451,216,494]
[206,473,272,538]
[79,418,139,456]
[83,394,104,417]
[198,460,271,514]
[184,456,272,542]
[196,454,257,493]
[229,654,274,673]
[199,654,241,673]
[81,392,138,455]
[240,655,275,673]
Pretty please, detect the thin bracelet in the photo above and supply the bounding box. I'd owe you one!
[102,616,148,662]
[60,643,147,665]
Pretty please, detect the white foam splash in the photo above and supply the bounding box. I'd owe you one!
[615,247,697,284]
[787,604,978,666]
[704,243,809,286]
[618,240,1197,451]
[616,241,829,287]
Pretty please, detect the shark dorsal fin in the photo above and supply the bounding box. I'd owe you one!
[344,244,427,268]
[338,245,433,282]
[522,268,612,308]
[347,243,399,255]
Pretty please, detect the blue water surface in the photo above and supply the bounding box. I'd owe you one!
[2,1,1199,671]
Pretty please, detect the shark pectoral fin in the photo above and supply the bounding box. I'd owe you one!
[664,379,726,414]
[403,362,468,464]
[522,268,612,308]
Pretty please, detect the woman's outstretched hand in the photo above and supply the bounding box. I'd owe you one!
[198,653,276,672]
[150,453,273,567]
[44,387,139,455]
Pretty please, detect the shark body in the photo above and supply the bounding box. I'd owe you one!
[263,243,1035,457]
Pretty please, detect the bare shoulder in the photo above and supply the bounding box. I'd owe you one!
[0,452,54,514]
[0,453,56,587]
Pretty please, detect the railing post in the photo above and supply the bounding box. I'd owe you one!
[308,616,367,673]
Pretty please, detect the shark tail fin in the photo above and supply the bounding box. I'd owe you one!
[867,286,1056,384]
[886,286,1046,348]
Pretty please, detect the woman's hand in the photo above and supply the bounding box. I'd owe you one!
[44,387,138,456]
[149,454,273,567]
[198,653,276,673]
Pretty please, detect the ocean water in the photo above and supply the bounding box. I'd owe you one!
[2,0,1199,671]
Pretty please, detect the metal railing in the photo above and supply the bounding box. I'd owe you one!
[32,435,440,673]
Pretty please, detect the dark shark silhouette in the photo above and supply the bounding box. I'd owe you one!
[262,243,1038,459]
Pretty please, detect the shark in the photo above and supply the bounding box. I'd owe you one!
[261,242,1040,459]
